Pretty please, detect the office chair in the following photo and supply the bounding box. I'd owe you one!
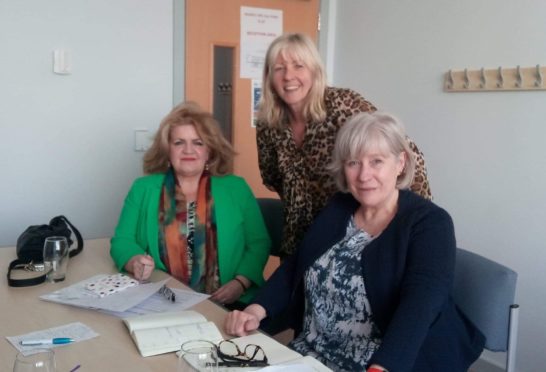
[256,198,284,257]
[453,248,519,372]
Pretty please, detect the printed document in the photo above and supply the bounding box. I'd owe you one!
[40,274,169,312]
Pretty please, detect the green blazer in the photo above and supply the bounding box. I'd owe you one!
[110,173,271,303]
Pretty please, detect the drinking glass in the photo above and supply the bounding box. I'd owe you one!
[13,349,56,372]
[178,340,218,372]
[43,236,69,282]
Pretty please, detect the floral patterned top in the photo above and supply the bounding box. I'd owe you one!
[290,217,382,371]
[256,87,432,256]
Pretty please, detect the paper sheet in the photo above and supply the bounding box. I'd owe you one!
[230,333,302,365]
[221,334,333,372]
[240,6,282,79]
[269,356,333,372]
[257,365,317,372]
[39,274,169,312]
[101,288,209,318]
[6,322,99,356]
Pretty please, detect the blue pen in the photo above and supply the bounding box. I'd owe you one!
[20,337,74,346]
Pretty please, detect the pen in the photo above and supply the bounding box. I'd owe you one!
[139,254,152,284]
[69,364,81,372]
[19,337,74,346]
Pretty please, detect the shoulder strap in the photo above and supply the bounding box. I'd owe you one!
[54,215,84,258]
[7,259,47,287]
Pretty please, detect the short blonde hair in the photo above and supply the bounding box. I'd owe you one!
[259,33,327,129]
[143,102,235,175]
[328,112,416,192]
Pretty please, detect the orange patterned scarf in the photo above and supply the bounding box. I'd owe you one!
[158,169,219,293]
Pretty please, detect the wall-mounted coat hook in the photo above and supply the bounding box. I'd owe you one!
[515,65,523,88]
[446,70,454,89]
[444,65,546,92]
[535,64,543,87]
[463,69,470,89]
[480,68,487,88]
[497,66,504,88]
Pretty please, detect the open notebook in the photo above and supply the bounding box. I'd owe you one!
[123,310,222,357]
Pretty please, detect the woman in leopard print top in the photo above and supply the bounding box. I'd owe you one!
[257,33,432,257]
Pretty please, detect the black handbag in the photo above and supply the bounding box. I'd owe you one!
[7,215,83,287]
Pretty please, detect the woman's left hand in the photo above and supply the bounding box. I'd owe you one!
[210,277,249,304]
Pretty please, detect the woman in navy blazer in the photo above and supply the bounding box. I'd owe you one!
[225,112,484,372]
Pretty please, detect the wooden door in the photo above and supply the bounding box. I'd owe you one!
[185,0,320,197]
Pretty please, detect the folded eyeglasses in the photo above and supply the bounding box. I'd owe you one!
[215,339,269,367]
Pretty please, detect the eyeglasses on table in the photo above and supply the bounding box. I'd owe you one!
[212,339,269,368]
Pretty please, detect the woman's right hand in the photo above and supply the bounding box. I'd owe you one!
[224,304,267,336]
[124,254,154,281]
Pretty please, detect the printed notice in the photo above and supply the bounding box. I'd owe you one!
[240,6,282,79]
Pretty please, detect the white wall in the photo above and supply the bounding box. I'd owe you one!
[333,1,546,371]
[0,0,173,246]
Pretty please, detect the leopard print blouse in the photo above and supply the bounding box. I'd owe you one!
[256,87,432,256]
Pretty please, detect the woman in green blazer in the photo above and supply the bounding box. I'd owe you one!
[111,103,271,306]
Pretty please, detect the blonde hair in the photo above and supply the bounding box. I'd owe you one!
[143,102,235,175]
[328,112,416,192]
[259,33,327,129]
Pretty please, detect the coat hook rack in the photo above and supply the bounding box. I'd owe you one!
[444,65,546,92]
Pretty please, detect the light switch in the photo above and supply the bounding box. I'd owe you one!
[53,49,71,75]
[134,129,151,152]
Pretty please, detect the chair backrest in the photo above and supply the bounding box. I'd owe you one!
[453,247,518,352]
[257,198,283,257]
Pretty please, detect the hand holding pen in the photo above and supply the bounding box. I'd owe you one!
[125,254,154,283]
[138,254,154,283]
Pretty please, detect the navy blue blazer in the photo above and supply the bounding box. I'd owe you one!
[254,190,485,372]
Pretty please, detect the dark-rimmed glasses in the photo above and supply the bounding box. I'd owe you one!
[215,339,269,367]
